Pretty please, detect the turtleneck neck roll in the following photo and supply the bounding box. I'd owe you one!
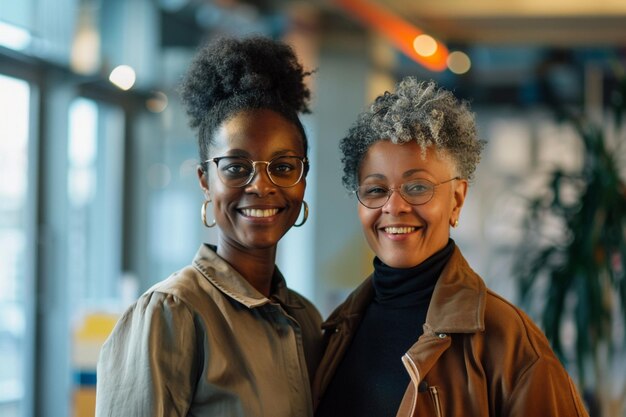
[372,239,455,308]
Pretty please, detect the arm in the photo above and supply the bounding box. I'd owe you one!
[95,291,199,417]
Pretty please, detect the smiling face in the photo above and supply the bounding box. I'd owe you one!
[198,109,306,254]
[357,140,468,268]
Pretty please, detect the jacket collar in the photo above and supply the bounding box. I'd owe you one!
[322,246,486,334]
[192,244,305,310]
[424,246,486,334]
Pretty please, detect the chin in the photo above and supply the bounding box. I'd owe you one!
[246,233,284,249]
[380,255,421,269]
[247,238,280,249]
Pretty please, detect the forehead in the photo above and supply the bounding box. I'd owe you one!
[212,109,304,157]
[359,140,454,180]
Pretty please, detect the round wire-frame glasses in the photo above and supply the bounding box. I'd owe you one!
[355,176,460,209]
[205,155,308,188]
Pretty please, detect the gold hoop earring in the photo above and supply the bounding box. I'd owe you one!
[293,201,309,228]
[201,200,216,228]
[452,219,459,228]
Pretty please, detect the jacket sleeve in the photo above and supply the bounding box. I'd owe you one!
[95,291,199,417]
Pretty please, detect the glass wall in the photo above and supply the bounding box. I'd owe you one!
[67,97,126,306]
[66,97,127,417]
[0,75,33,417]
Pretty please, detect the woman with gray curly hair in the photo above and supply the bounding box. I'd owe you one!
[313,78,588,417]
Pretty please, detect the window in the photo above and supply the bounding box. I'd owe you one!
[0,74,33,417]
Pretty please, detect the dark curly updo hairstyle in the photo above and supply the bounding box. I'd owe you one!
[340,77,484,191]
[179,36,312,168]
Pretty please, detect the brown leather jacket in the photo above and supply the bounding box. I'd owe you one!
[313,247,589,417]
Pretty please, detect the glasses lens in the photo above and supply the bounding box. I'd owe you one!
[356,184,390,208]
[267,156,304,187]
[215,157,253,187]
[401,179,435,205]
[356,179,436,208]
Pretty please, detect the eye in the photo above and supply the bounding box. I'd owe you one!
[404,180,432,195]
[269,156,303,178]
[220,159,252,178]
[361,184,389,196]
[270,161,296,174]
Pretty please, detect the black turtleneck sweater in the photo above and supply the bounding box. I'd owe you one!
[316,240,455,417]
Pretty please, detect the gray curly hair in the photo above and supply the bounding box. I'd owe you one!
[339,77,484,190]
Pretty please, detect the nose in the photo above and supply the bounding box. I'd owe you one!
[382,189,411,215]
[245,162,276,196]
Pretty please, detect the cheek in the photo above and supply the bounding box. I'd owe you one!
[293,183,306,200]
[420,199,451,228]
[207,174,222,198]
[357,204,376,229]
[287,184,306,207]
[211,185,237,212]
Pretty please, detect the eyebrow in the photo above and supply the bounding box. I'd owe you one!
[221,148,301,158]
[362,169,430,182]
[361,173,386,182]
[403,168,429,178]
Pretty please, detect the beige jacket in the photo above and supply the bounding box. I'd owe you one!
[96,244,322,417]
[313,247,589,417]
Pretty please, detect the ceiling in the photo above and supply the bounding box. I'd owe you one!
[152,0,624,106]
[158,0,626,47]
[319,0,626,46]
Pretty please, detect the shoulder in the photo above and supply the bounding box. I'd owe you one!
[110,264,218,336]
[146,264,220,311]
[100,284,201,370]
[483,290,550,353]
[114,283,196,337]
[480,294,587,416]
[480,289,565,379]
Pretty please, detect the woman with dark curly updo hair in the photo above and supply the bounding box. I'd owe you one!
[96,36,322,417]
[313,78,588,417]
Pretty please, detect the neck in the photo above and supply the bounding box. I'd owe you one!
[216,238,277,298]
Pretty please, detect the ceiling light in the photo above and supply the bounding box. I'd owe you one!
[109,65,136,91]
[413,34,437,57]
[335,0,448,71]
[0,21,31,51]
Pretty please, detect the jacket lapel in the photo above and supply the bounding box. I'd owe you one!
[398,247,487,416]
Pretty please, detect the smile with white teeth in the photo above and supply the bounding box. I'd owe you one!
[241,208,279,218]
[384,226,416,234]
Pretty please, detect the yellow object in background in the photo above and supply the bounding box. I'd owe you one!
[72,313,119,417]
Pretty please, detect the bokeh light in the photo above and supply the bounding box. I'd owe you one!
[413,34,438,57]
[109,65,136,90]
[447,51,471,74]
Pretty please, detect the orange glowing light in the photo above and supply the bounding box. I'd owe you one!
[335,0,448,72]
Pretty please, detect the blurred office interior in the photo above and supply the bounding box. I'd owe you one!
[1,0,625,416]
